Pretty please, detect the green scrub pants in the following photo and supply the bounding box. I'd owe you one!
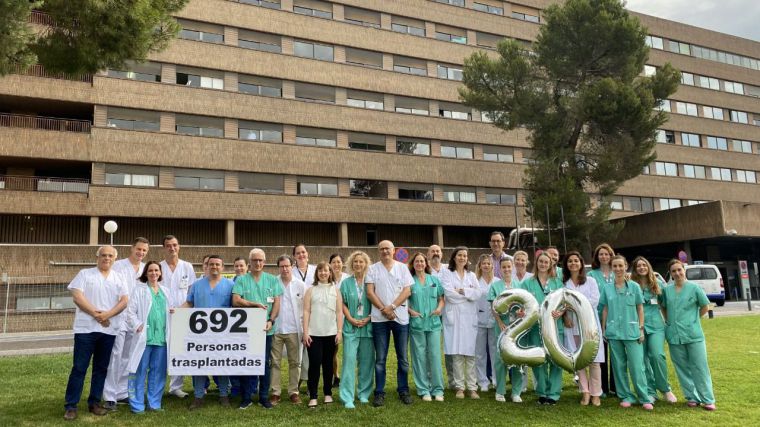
[643,330,671,396]
[410,329,444,397]
[609,339,652,404]
[532,361,563,401]
[669,340,715,404]
[339,335,375,405]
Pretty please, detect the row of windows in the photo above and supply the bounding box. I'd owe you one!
[102,164,519,204]
[655,130,756,154]
[647,161,757,184]
[656,99,759,126]
[434,0,540,22]
[646,35,760,71]
[607,196,709,212]
[644,65,760,99]
[104,107,526,162]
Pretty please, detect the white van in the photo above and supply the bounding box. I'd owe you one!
[668,264,725,306]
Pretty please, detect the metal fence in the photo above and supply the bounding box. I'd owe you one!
[0,175,90,194]
[0,113,92,133]
[12,63,93,83]
[1,270,73,334]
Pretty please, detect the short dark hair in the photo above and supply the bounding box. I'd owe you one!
[329,253,343,263]
[490,231,505,241]
[133,237,149,245]
[562,251,586,284]
[407,252,431,275]
[162,235,177,246]
[447,246,469,272]
[234,256,247,264]
[292,243,307,256]
[207,255,223,263]
[277,254,294,266]
[138,261,162,283]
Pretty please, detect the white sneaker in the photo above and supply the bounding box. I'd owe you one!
[434,395,444,402]
[495,394,506,402]
[512,395,523,403]
[422,395,432,402]
[480,384,490,392]
[170,389,188,398]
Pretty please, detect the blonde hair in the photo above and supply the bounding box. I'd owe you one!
[346,250,371,278]
[630,256,661,295]
[532,252,556,277]
[475,254,493,280]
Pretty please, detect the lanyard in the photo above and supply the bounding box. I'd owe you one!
[296,266,308,282]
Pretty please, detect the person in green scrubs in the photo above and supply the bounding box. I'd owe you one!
[488,258,524,403]
[407,252,445,402]
[630,256,677,404]
[599,255,653,410]
[339,251,375,409]
[661,259,716,411]
[587,243,617,398]
[520,252,564,405]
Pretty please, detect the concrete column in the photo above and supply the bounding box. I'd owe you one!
[280,0,293,11]
[380,13,392,30]
[382,53,394,71]
[339,222,349,247]
[387,182,399,199]
[334,46,346,63]
[335,87,347,105]
[284,176,298,194]
[282,81,296,99]
[89,217,99,245]
[224,118,238,139]
[431,140,442,157]
[224,171,238,192]
[224,27,238,46]
[93,105,107,127]
[466,29,477,46]
[429,100,439,117]
[91,163,105,185]
[434,225,444,247]
[283,125,297,144]
[336,131,349,149]
[159,167,174,189]
[281,37,294,55]
[385,135,396,152]
[473,144,484,160]
[338,178,350,196]
[425,22,436,39]
[427,61,438,77]
[226,220,235,247]
[160,63,176,84]
[160,112,176,133]
[224,71,238,92]
[333,4,344,21]
[383,94,395,112]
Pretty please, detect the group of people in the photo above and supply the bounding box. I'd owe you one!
[62,233,716,420]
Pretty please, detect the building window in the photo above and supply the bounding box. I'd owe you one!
[346,90,384,110]
[440,143,473,159]
[107,61,161,82]
[344,6,381,28]
[349,180,387,198]
[473,2,503,15]
[485,191,516,205]
[683,165,706,179]
[294,40,334,61]
[706,136,727,151]
[398,184,433,201]
[625,196,654,213]
[512,11,540,23]
[175,115,224,137]
[697,76,720,90]
[238,172,284,193]
[176,71,223,90]
[687,200,707,206]
[439,103,471,120]
[238,75,282,97]
[296,127,336,147]
[106,108,160,132]
[238,30,282,53]
[655,130,675,144]
[297,177,338,196]
[442,186,476,203]
[435,31,467,44]
[645,35,664,50]
[680,72,694,86]
[437,64,463,81]
[104,165,158,187]
[174,169,224,190]
[710,167,732,181]
[730,110,749,124]
[702,106,724,120]
[238,0,281,8]
[732,139,753,154]
[179,25,223,43]
[238,121,282,142]
[483,146,514,162]
[659,198,681,210]
[393,56,427,76]
[675,102,698,116]
[643,65,656,77]
[348,132,385,152]
[295,82,335,103]
[724,81,745,95]
[391,22,425,37]
[293,1,332,19]
[435,0,465,6]
[668,40,691,56]
[395,96,429,115]
[397,140,430,156]
[654,161,677,177]
[736,170,757,183]
[681,133,700,147]
[345,47,383,68]
[655,100,671,112]
[608,196,624,211]
[476,32,503,49]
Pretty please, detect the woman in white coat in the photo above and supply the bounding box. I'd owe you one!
[562,251,604,407]
[441,247,483,399]
[126,261,171,413]
[474,254,498,392]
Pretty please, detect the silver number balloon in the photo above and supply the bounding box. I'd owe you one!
[540,288,600,373]
[492,288,545,367]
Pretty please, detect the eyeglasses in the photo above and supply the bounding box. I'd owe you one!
[489,240,504,244]
[250,259,265,263]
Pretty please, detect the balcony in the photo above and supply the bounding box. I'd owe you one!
[0,113,91,133]
[0,175,90,194]
[28,10,54,26]
[11,63,93,83]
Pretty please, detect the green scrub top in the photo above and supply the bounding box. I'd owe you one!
[659,281,710,345]
[599,280,644,340]
[588,268,614,305]
[639,280,666,334]
[520,275,565,346]
[408,273,444,332]
[340,275,373,338]
[232,272,284,336]
[146,287,167,346]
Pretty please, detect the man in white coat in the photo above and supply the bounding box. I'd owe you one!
[159,235,197,398]
[63,246,129,421]
[270,255,306,405]
[102,237,149,410]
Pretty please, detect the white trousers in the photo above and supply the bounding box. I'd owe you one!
[102,329,135,402]
[475,326,497,389]
[452,355,477,391]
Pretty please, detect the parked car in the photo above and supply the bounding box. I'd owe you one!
[667,264,725,306]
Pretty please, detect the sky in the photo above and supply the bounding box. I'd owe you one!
[625,0,760,42]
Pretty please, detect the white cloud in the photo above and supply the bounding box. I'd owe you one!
[625,0,760,41]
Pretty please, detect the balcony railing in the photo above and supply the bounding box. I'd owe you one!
[0,113,91,133]
[0,175,90,194]
[11,63,93,83]
[29,10,54,26]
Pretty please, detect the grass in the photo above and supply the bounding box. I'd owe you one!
[0,316,758,426]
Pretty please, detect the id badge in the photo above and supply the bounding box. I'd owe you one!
[650,297,658,305]
[179,276,189,289]
[267,296,275,303]
[357,304,364,315]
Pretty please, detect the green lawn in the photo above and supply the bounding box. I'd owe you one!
[1,316,758,426]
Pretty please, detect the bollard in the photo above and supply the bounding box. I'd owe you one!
[708,308,714,319]
[748,290,753,311]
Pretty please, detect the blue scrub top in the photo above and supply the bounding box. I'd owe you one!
[187,277,235,308]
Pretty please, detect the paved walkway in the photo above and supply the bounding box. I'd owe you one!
[2,301,758,356]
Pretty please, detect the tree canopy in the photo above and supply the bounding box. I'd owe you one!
[0,0,188,76]
[459,0,680,253]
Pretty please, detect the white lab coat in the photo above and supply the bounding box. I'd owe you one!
[159,259,196,308]
[292,264,317,288]
[563,277,605,363]
[112,259,145,331]
[441,269,483,356]
[126,283,171,373]
[276,277,306,335]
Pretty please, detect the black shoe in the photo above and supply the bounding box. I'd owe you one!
[545,398,557,406]
[102,401,118,412]
[239,400,252,410]
[373,394,385,407]
[117,398,130,405]
[332,377,341,388]
[260,400,273,409]
[538,397,547,405]
[399,392,413,405]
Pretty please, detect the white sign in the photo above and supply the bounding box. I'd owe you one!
[169,308,266,376]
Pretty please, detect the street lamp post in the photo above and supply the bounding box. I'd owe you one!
[103,220,118,246]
